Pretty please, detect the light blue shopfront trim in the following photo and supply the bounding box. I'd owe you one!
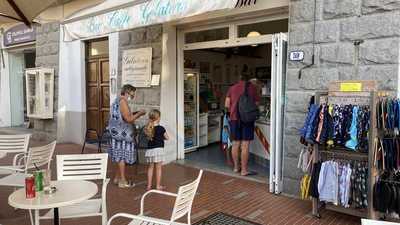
[64,0,237,40]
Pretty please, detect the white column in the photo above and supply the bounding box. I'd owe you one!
[161,24,178,163]
[57,26,86,143]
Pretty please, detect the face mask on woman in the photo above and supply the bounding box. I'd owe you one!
[127,92,135,102]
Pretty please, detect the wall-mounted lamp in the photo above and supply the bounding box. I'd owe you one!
[247,31,261,37]
[247,31,261,47]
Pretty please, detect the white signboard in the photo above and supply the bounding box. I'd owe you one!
[64,0,237,41]
[122,48,152,87]
[151,74,161,86]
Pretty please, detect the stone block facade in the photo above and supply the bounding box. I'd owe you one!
[285,0,400,196]
[118,25,163,127]
[32,22,60,141]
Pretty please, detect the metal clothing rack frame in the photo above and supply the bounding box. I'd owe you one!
[312,80,378,220]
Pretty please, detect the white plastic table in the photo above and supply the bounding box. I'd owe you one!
[8,180,98,225]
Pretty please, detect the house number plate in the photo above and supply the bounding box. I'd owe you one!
[289,51,304,61]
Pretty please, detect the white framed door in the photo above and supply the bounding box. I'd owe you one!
[269,33,287,194]
[8,53,25,127]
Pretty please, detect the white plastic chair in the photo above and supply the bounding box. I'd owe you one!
[0,134,30,174]
[361,219,400,225]
[0,141,56,225]
[107,170,203,225]
[40,153,110,225]
[0,141,56,187]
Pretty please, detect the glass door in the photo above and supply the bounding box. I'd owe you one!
[184,69,199,152]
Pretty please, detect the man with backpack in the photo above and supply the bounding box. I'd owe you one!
[225,71,260,176]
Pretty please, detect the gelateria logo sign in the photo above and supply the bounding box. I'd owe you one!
[64,0,237,40]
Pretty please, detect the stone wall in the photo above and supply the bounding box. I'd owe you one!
[118,25,163,126]
[284,0,400,196]
[33,22,60,141]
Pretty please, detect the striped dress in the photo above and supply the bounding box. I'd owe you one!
[108,97,137,164]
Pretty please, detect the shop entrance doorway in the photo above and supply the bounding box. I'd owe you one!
[85,38,110,139]
[177,18,288,193]
[182,44,272,182]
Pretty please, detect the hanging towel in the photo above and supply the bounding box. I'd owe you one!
[222,114,232,149]
[300,174,311,200]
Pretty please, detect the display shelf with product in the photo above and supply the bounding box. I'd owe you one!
[184,70,200,152]
[208,111,222,144]
[199,113,208,147]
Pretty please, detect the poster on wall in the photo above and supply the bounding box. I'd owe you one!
[122,48,152,87]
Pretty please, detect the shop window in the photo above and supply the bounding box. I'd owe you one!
[237,19,288,38]
[185,27,229,44]
[24,51,36,122]
[25,68,54,119]
[88,39,108,56]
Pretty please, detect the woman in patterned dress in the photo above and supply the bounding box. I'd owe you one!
[108,84,146,188]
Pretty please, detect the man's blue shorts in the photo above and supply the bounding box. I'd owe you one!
[229,120,255,141]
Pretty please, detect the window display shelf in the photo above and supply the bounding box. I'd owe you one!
[25,68,54,119]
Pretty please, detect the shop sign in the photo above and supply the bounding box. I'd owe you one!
[3,24,36,47]
[289,51,304,61]
[340,83,362,92]
[122,48,152,87]
[235,0,257,8]
[64,0,237,41]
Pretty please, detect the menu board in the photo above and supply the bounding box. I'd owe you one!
[122,47,152,87]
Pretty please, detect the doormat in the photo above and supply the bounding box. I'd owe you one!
[194,212,262,225]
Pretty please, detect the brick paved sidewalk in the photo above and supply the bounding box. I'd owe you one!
[0,144,360,225]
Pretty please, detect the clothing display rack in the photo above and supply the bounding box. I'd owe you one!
[372,91,400,222]
[311,80,378,219]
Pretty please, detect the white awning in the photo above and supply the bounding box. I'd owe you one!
[0,0,78,26]
[63,0,238,41]
[0,0,58,25]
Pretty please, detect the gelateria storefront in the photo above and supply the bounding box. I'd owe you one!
[59,0,289,193]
